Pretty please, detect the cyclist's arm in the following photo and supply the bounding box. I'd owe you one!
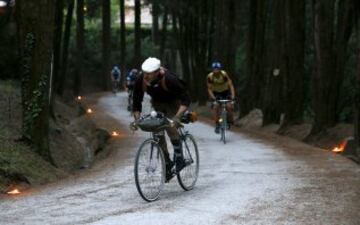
[207,79,216,100]
[133,111,140,120]
[226,75,235,99]
[175,105,188,118]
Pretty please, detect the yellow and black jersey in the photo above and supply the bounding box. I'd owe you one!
[207,70,231,93]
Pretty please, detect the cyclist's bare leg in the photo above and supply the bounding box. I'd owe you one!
[212,103,220,124]
[226,102,234,124]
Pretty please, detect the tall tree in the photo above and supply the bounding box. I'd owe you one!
[58,0,75,96]
[262,0,286,126]
[134,0,142,67]
[52,0,64,97]
[74,0,85,96]
[151,0,160,45]
[159,5,168,61]
[119,0,126,88]
[50,0,64,118]
[16,0,55,162]
[102,0,111,90]
[310,0,352,136]
[279,0,305,130]
[355,0,360,158]
[240,0,266,117]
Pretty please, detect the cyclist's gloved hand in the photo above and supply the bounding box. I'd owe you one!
[130,120,138,131]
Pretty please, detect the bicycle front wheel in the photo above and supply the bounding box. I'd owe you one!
[177,134,199,191]
[134,139,165,202]
[221,126,226,144]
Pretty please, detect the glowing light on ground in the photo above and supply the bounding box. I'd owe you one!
[7,189,21,195]
[87,108,93,114]
[77,96,82,100]
[332,141,346,153]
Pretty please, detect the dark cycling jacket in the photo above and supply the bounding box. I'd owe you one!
[132,71,191,112]
[126,73,137,88]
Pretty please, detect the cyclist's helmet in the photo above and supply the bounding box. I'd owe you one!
[211,62,222,70]
[129,68,138,76]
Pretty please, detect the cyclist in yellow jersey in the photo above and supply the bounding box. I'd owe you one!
[207,62,235,133]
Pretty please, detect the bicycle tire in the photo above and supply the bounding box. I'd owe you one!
[221,127,226,144]
[134,139,165,202]
[177,134,199,191]
[220,111,227,144]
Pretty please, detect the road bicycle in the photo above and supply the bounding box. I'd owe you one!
[133,112,199,202]
[215,99,234,144]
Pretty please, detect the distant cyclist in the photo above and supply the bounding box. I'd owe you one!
[207,62,235,133]
[126,68,139,111]
[111,66,121,93]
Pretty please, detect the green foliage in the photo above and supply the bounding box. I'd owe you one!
[65,25,154,92]
[84,0,102,20]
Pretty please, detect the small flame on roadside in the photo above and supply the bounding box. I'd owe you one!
[332,141,346,153]
[87,108,93,114]
[112,131,119,136]
[7,189,21,195]
[77,96,82,101]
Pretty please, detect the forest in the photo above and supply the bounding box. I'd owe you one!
[0,0,359,167]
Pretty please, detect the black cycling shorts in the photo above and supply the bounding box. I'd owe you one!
[213,90,231,100]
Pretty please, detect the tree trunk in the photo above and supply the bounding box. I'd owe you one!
[310,0,335,136]
[159,7,168,61]
[16,0,55,163]
[134,0,142,67]
[119,0,126,89]
[355,0,360,158]
[74,0,85,96]
[50,0,64,118]
[279,0,305,130]
[151,0,160,45]
[262,0,285,126]
[58,0,74,96]
[333,0,353,117]
[52,0,64,94]
[102,0,111,91]
[309,0,352,137]
[240,0,266,117]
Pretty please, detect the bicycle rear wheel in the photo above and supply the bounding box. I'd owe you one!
[177,134,199,191]
[134,139,165,202]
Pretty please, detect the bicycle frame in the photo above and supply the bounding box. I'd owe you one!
[216,99,232,143]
